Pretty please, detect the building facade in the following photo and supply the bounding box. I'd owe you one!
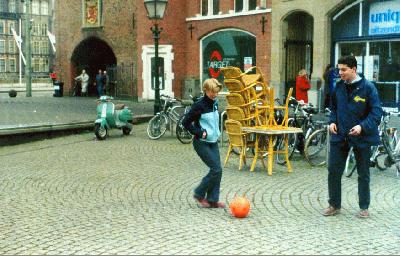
[0,0,54,85]
[55,0,399,109]
[271,0,400,109]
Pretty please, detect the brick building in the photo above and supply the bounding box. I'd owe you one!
[55,0,400,109]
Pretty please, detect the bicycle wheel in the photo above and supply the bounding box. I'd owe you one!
[147,114,168,140]
[304,128,328,166]
[345,148,357,177]
[176,115,194,144]
[276,120,297,165]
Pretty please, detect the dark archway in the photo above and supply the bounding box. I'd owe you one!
[71,37,117,96]
[282,11,314,96]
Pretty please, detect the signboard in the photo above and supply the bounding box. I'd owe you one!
[82,0,102,28]
[369,1,400,35]
[244,57,252,72]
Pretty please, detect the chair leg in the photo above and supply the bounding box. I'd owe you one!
[239,146,244,171]
[224,144,233,167]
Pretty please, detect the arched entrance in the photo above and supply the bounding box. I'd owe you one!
[71,37,117,96]
[282,11,314,96]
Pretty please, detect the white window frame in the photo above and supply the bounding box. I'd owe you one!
[33,41,40,54]
[0,58,6,72]
[8,21,16,35]
[0,40,5,53]
[8,39,15,53]
[0,20,5,34]
[33,57,40,72]
[40,41,48,54]
[41,1,49,15]
[8,58,16,72]
[235,0,257,12]
[32,0,40,15]
[202,0,219,16]
[8,0,16,13]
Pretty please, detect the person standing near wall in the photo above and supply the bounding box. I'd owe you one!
[323,55,382,218]
[94,69,104,98]
[295,69,311,103]
[75,69,90,97]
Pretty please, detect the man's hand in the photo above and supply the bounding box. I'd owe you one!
[329,123,337,134]
[349,125,362,136]
[202,131,207,139]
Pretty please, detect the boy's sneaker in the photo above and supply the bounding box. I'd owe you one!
[322,205,340,216]
[358,209,369,218]
[193,195,210,208]
[209,201,226,208]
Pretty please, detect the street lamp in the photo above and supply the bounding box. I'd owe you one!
[144,0,168,114]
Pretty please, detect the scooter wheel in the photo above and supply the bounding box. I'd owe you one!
[95,124,108,140]
[122,127,131,135]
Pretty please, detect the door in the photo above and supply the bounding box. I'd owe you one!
[142,45,174,100]
[284,39,313,96]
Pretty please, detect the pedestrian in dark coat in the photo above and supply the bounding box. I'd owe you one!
[323,55,382,218]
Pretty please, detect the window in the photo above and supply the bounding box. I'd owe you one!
[40,41,48,54]
[0,58,6,72]
[40,58,48,72]
[33,41,40,54]
[33,58,40,72]
[32,0,40,15]
[41,22,48,36]
[8,58,16,72]
[0,20,5,34]
[201,0,219,16]
[8,21,16,35]
[32,21,40,35]
[9,39,15,53]
[202,30,256,85]
[0,0,6,12]
[41,1,49,15]
[8,0,16,13]
[0,40,5,53]
[235,0,257,12]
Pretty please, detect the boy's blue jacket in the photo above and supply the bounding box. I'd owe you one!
[182,94,220,143]
[329,77,383,147]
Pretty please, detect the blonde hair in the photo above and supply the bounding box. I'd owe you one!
[202,78,222,93]
[298,69,307,76]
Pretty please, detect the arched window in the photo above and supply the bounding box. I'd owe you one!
[201,29,256,84]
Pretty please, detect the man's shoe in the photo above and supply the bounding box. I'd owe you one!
[193,195,211,208]
[322,205,340,216]
[358,209,369,218]
[209,201,226,208]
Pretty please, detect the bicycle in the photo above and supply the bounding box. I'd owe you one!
[147,95,186,140]
[275,97,322,164]
[345,110,400,177]
[303,108,331,166]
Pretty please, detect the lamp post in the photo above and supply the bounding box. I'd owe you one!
[21,0,32,97]
[144,0,168,115]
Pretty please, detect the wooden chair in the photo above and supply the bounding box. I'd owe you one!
[224,119,261,171]
[225,106,256,127]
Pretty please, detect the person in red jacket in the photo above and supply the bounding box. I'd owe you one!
[295,69,311,103]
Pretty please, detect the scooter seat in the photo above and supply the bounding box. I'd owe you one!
[115,104,126,110]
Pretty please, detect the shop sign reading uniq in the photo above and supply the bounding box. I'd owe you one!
[369,1,400,35]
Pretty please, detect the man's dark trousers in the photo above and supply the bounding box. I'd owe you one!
[328,141,371,210]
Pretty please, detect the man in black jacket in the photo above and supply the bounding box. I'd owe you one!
[323,56,382,218]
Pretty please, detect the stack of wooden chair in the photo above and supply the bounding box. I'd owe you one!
[220,66,293,171]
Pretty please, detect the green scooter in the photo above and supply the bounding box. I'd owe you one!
[94,96,133,140]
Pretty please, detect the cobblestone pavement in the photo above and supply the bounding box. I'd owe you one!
[0,123,399,255]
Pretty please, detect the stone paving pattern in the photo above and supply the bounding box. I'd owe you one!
[0,124,399,255]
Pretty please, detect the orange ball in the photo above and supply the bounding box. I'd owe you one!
[229,196,251,218]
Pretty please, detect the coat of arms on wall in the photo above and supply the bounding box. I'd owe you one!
[82,0,102,27]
